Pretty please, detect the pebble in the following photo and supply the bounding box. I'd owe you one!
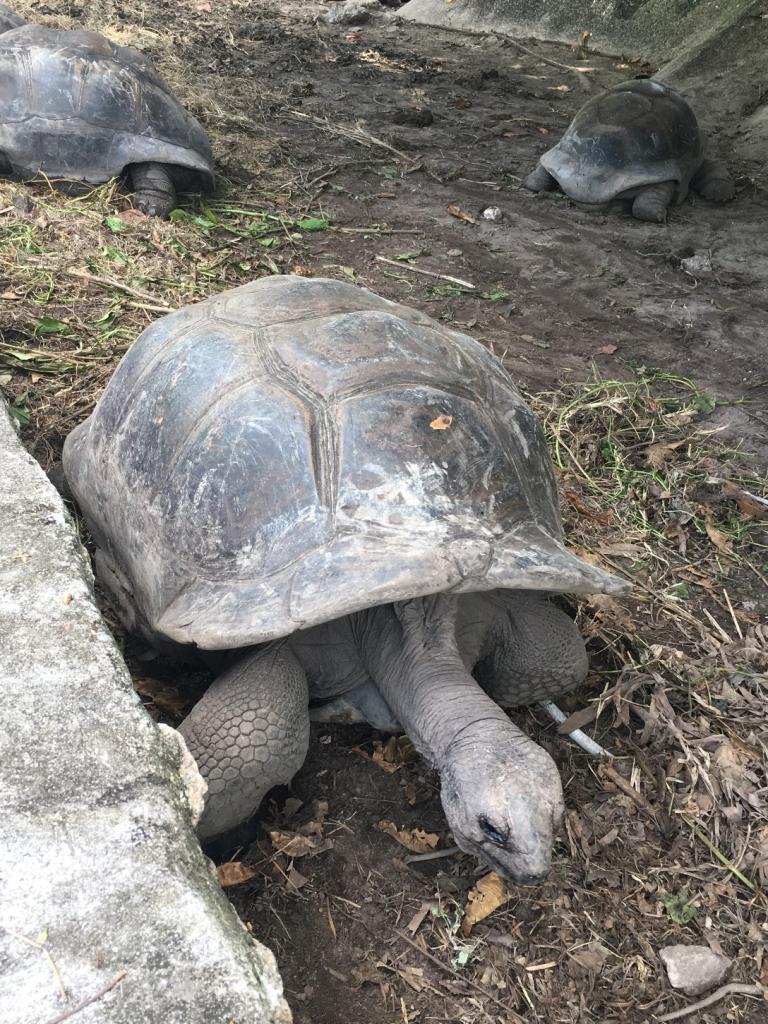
[660,945,731,996]
[481,206,503,221]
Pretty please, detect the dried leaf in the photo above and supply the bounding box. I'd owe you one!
[371,735,418,773]
[570,940,610,973]
[595,343,618,354]
[398,965,426,992]
[704,519,733,554]
[564,489,612,524]
[377,820,440,854]
[430,414,453,430]
[406,901,436,935]
[447,202,477,224]
[217,861,256,887]
[737,495,768,520]
[286,864,308,891]
[269,829,327,858]
[461,872,510,935]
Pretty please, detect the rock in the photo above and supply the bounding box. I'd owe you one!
[660,945,731,996]
[158,724,208,827]
[0,403,290,1024]
[322,0,381,25]
[680,251,714,275]
[481,206,503,221]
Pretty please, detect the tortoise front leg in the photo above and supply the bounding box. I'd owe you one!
[525,163,558,193]
[631,181,676,222]
[129,161,177,218]
[690,158,735,203]
[179,644,310,840]
[475,592,588,707]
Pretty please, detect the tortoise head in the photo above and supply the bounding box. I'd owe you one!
[440,723,565,884]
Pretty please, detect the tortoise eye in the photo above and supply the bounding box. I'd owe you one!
[479,817,508,847]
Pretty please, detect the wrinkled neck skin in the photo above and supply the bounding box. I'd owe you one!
[353,594,565,885]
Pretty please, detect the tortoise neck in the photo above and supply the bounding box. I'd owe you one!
[354,595,512,769]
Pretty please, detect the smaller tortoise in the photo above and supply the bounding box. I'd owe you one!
[525,79,735,222]
[0,4,24,33]
[0,21,213,216]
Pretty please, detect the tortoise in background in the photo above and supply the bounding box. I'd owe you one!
[0,20,213,216]
[526,79,735,222]
[64,276,629,884]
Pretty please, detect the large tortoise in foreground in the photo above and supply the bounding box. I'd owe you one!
[0,19,213,215]
[526,79,735,222]
[64,276,628,884]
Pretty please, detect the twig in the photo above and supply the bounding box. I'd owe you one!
[504,37,596,76]
[374,255,475,290]
[62,269,172,310]
[599,763,660,824]
[3,928,67,999]
[404,845,461,864]
[394,929,526,1022]
[655,983,765,1022]
[722,588,743,640]
[539,701,611,757]
[681,815,765,899]
[42,970,127,1024]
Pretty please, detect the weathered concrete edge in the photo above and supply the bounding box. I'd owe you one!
[398,0,757,62]
[0,403,290,1024]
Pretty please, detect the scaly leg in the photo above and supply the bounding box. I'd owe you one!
[631,181,676,223]
[179,644,310,839]
[475,591,588,707]
[690,158,735,203]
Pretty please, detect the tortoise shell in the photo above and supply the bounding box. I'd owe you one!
[0,25,213,188]
[540,79,703,205]
[63,276,626,650]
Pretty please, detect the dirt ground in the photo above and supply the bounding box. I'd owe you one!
[2,2,767,1022]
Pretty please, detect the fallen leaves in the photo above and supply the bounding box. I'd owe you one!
[704,518,734,555]
[447,202,476,224]
[430,414,453,430]
[217,861,256,887]
[377,821,440,854]
[564,489,612,524]
[461,872,510,935]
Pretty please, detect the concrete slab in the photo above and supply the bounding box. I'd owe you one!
[0,403,290,1024]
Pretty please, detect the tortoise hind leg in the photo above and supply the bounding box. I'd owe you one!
[129,161,177,218]
[179,644,310,840]
[690,158,735,203]
[631,181,676,222]
[525,163,558,193]
[310,679,402,732]
[0,152,10,175]
[474,592,588,708]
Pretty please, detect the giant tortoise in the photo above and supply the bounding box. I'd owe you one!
[0,19,213,215]
[525,79,735,222]
[63,276,629,884]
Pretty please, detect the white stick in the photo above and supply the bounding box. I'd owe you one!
[374,255,475,290]
[539,702,611,757]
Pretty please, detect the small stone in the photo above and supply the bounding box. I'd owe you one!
[660,945,731,996]
[680,252,713,275]
[481,206,503,221]
[446,248,462,257]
